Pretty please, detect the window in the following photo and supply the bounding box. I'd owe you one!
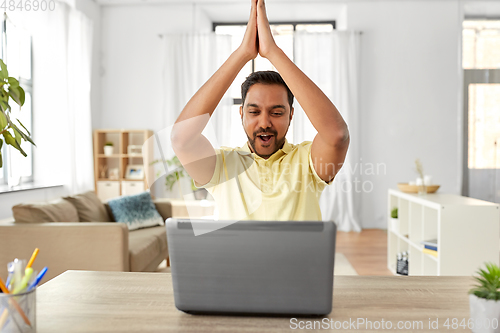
[462,19,500,203]
[0,15,33,185]
[463,20,500,69]
[214,21,334,146]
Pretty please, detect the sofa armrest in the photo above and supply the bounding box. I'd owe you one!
[153,199,172,221]
[0,222,129,283]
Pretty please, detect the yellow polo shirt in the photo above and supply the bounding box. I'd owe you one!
[196,140,330,221]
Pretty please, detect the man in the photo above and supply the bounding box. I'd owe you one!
[171,0,349,221]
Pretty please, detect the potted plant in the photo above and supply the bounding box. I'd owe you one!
[390,207,399,232]
[151,156,208,200]
[469,262,500,333]
[104,142,114,156]
[0,59,34,168]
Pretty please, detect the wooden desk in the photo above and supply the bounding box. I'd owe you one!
[37,271,473,332]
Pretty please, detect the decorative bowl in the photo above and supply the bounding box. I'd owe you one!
[397,183,440,194]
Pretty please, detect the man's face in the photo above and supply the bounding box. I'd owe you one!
[240,83,293,159]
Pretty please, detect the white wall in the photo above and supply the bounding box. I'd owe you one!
[347,1,462,228]
[99,4,212,132]
[76,0,102,130]
[0,186,67,220]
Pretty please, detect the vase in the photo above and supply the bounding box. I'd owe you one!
[416,177,427,196]
[469,294,500,333]
[104,146,114,156]
[390,218,399,233]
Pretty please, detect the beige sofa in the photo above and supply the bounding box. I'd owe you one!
[0,198,172,283]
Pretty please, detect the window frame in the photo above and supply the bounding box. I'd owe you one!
[213,20,336,105]
[0,15,34,185]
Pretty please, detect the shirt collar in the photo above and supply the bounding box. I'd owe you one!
[238,139,292,157]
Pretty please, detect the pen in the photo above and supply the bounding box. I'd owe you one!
[12,259,23,293]
[27,267,48,291]
[12,267,33,294]
[26,248,39,269]
[0,276,31,327]
[0,307,8,329]
[5,261,14,291]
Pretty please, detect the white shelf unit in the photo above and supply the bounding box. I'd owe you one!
[93,129,154,202]
[387,189,499,276]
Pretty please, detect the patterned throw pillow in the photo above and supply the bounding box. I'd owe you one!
[107,191,164,230]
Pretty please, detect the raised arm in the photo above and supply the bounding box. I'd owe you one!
[256,0,349,183]
[171,0,258,186]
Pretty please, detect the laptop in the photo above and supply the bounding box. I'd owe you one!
[165,218,337,316]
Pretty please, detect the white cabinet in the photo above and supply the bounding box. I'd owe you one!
[97,181,120,202]
[387,189,499,276]
[121,181,144,196]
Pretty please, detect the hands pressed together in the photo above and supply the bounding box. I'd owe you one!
[239,0,278,62]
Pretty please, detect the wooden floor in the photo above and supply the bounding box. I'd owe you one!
[337,229,393,276]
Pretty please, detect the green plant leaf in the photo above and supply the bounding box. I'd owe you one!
[8,86,21,106]
[0,100,9,113]
[3,130,26,157]
[469,262,500,300]
[13,127,21,145]
[16,118,31,137]
[4,110,12,126]
[7,77,19,88]
[0,149,2,168]
[0,59,8,79]
[3,130,15,145]
[17,86,25,106]
[0,111,6,129]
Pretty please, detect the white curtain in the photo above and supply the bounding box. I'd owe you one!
[153,33,232,197]
[161,33,232,145]
[294,30,362,232]
[31,3,94,194]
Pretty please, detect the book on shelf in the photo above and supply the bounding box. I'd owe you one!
[422,248,438,258]
[420,239,437,248]
[424,244,437,251]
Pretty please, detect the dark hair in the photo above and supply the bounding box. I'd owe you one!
[241,71,294,110]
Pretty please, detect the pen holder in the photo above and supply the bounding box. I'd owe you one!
[0,288,36,333]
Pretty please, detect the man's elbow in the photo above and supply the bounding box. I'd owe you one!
[171,127,192,152]
[170,128,182,151]
[332,127,350,148]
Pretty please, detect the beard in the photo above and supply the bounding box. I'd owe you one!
[245,128,287,159]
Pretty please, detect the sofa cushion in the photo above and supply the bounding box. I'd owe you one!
[64,191,111,222]
[104,200,171,223]
[107,191,164,230]
[128,226,167,271]
[12,198,80,223]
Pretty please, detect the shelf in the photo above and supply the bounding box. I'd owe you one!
[422,251,438,262]
[388,189,499,276]
[98,154,121,158]
[94,129,153,202]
